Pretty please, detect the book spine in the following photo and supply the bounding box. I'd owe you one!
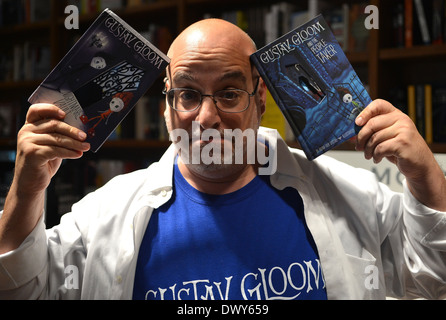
[432,0,444,44]
[444,0,446,44]
[415,84,425,137]
[433,85,446,142]
[250,54,311,158]
[407,84,416,123]
[392,1,405,48]
[404,0,413,47]
[414,0,430,44]
[424,84,433,144]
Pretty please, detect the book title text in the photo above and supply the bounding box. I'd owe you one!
[259,20,337,65]
[104,17,165,69]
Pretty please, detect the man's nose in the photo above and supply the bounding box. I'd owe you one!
[196,96,221,130]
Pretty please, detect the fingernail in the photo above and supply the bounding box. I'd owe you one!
[58,109,66,118]
[355,116,364,126]
[78,131,87,140]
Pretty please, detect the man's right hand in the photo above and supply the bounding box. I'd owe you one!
[14,103,90,196]
[0,103,90,253]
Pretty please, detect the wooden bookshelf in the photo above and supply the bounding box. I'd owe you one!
[0,0,445,154]
[380,44,446,60]
[1,0,445,225]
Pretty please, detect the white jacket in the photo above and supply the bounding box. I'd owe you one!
[1,127,446,300]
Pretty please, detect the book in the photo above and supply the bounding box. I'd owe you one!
[432,0,445,45]
[407,84,416,123]
[250,14,371,160]
[415,84,425,137]
[392,0,405,48]
[433,84,446,143]
[414,0,431,45]
[391,83,435,144]
[0,101,16,138]
[404,0,413,47]
[28,9,170,152]
[424,83,433,144]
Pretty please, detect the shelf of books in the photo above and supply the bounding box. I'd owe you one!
[1,0,446,224]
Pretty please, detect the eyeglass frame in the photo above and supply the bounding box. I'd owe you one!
[162,76,260,114]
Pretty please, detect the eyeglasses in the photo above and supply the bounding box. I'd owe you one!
[163,78,260,113]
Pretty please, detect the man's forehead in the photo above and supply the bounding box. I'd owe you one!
[172,70,248,83]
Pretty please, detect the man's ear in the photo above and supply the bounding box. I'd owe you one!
[163,76,170,91]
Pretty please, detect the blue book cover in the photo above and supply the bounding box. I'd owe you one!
[251,14,371,160]
[29,9,170,152]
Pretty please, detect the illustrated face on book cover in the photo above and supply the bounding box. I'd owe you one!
[91,56,107,69]
[273,50,366,145]
[34,29,147,136]
[80,91,134,137]
[39,53,145,137]
[251,14,371,159]
[28,9,170,152]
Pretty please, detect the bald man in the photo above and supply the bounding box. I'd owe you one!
[1,19,445,300]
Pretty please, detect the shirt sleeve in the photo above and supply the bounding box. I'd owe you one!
[0,214,48,299]
[386,179,446,299]
[402,179,446,248]
[0,205,88,299]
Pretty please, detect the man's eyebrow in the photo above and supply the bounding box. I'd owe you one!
[172,71,195,83]
[219,71,247,83]
[171,70,247,84]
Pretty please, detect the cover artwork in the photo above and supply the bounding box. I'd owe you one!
[29,9,170,152]
[251,14,371,160]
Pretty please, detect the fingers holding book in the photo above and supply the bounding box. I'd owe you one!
[14,103,90,194]
[354,99,430,172]
[21,103,91,156]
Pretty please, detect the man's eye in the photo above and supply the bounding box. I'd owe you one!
[219,90,239,100]
[179,90,199,101]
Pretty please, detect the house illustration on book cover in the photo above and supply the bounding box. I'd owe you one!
[251,14,371,160]
[29,9,170,152]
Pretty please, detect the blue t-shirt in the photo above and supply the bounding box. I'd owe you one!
[133,163,327,300]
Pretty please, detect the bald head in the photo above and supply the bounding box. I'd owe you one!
[167,19,257,70]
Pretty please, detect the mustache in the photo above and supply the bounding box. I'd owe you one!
[171,125,227,144]
[168,122,278,175]
[169,123,255,148]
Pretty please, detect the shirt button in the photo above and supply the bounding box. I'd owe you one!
[116,275,122,284]
[160,190,167,197]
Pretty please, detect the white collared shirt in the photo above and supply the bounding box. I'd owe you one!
[1,127,446,299]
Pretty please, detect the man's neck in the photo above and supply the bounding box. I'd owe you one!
[177,159,259,195]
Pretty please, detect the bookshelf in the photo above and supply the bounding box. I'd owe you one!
[1,0,445,224]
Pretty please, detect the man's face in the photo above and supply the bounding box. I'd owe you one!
[165,27,265,175]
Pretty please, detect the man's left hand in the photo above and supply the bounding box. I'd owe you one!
[355,99,446,211]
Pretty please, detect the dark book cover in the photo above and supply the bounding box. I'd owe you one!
[433,84,446,143]
[28,9,170,152]
[251,14,371,160]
